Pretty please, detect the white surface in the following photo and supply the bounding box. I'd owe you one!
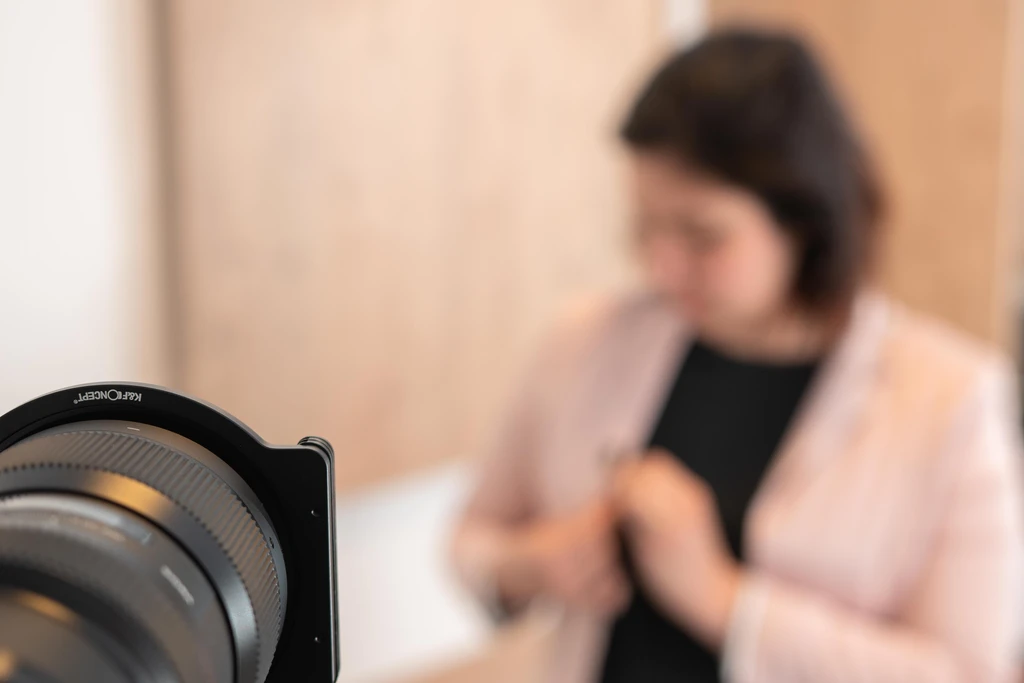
[665,0,707,46]
[335,462,494,682]
[0,0,162,413]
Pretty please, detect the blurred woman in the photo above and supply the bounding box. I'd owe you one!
[451,29,1023,683]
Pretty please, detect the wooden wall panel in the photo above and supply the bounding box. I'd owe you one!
[710,0,1024,347]
[167,1,662,489]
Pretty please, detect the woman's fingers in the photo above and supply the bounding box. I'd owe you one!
[611,458,661,534]
[611,450,709,537]
[553,530,615,581]
[587,568,632,615]
[562,563,632,615]
[610,458,642,508]
[547,520,630,613]
[576,532,622,581]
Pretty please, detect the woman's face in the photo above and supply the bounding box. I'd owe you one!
[630,152,799,335]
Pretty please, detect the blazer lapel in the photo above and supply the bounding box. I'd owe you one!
[745,291,892,553]
[604,295,691,459]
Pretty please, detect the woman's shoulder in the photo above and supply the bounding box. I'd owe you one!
[876,296,1017,415]
[541,289,678,355]
[867,299,1023,525]
[523,290,678,390]
[885,299,1008,373]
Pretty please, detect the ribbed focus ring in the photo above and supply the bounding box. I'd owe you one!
[0,427,283,683]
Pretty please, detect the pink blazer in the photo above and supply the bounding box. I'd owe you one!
[454,291,1024,683]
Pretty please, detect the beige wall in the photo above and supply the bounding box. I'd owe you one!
[711,0,1024,348]
[166,1,663,490]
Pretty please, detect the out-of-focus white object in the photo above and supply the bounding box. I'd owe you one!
[335,463,494,682]
[665,0,707,46]
[0,0,166,413]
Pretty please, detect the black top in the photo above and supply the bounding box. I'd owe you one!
[600,341,818,683]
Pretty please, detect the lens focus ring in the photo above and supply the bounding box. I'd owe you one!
[0,424,284,683]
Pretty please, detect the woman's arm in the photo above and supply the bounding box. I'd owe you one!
[723,366,1024,683]
[450,346,547,615]
[451,381,630,621]
[450,298,629,619]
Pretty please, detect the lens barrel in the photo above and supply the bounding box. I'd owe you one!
[0,420,286,683]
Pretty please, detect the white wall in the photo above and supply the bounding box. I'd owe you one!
[0,0,166,414]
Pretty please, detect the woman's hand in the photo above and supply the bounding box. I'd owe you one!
[611,450,743,650]
[497,499,631,617]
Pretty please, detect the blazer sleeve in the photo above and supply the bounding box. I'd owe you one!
[723,362,1024,683]
[449,298,608,615]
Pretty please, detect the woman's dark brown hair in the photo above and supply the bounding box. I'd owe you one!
[622,28,884,311]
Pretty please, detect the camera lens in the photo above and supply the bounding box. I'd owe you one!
[0,419,287,683]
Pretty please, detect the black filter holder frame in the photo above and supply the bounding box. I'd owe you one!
[0,382,339,683]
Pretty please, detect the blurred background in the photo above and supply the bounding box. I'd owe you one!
[0,0,1022,681]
